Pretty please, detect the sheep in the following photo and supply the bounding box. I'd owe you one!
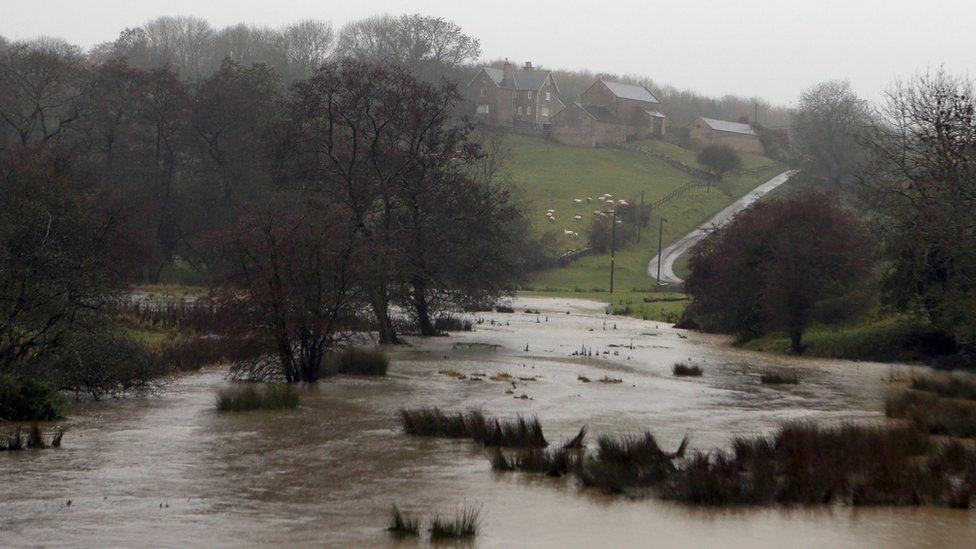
[563,229,575,235]
[573,215,583,220]
[586,197,592,202]
[547,217,556,223]
[573,198,583,204]
[618,200,630,206]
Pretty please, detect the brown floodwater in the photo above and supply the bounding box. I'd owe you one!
[2,297,974,547]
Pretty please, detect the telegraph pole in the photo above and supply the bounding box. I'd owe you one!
[609,209,617,293]
[656,217,664,285]
[636,190,645,244]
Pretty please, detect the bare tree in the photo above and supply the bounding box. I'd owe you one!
[859,69,976,343]
[0,38,89,149]
[281,20,335,78]
[115,16,216,78]
[792,80,872,189]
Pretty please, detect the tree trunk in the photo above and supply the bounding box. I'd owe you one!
[789,328,804,354]
[370,289,398,344]
[412,279,437,336]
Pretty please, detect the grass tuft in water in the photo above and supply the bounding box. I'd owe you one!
[910,374,976,401]
[672,362,704,377]
[760,371,799,385]
[429,503,481,540]
[215,384,300,412]
[399,408,546,447]
[433,315,473,332]
[334,348,389,376]
[387,505,421,538]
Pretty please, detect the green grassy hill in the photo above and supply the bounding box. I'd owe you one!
[502,134,785,320]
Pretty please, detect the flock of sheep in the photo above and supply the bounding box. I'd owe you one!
[545,194,630,238]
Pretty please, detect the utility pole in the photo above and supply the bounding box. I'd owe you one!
[656,217,665,285]
[609,209,617,293]
[636,190,645,244]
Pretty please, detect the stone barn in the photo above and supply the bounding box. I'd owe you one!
[689,117,764,154]
[551,78,667,147]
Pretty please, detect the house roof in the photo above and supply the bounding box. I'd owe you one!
[700,117,757,136]
[601,80,660,104]
[643,109,667,119]
[577,103,620,124]
[472,65,558,94]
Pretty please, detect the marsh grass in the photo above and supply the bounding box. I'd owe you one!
[575,432,679,495]
[672,362,704,377]
[760,371,799,385]
[911,374,976,401]
[387,505,421,538]
[429,504,481,540]
[399,408,547,447]
[215,384,300,412]
[886,389,976,438]
[333,348,389,376]
[490,447,579,477]
[495,305,515,313]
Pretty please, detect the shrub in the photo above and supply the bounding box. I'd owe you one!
[672,362,704,377]
[429,504,481,540]
[495,305,515,313]
[697,144,741,178]
[387,505,420,538]
[0,375,64,421]
[215,384,300,412]
[760,371,799,385]
[334,348,389,376]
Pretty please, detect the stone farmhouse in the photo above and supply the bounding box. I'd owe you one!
[467,61,564,130]
[689,117,764,154]
[550,79,667,147]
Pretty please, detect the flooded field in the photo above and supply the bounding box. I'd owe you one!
[2,297,973,547]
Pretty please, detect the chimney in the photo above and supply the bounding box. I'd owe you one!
[502,58,514,86]
[523,61,533,71]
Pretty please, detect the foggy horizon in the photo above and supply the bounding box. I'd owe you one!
[2,0,973,106]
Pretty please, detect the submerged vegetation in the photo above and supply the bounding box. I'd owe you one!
[215,384,300,412]
[387,503,481,541]
[387,506,421,538]
[760,371,800,385]
[487,421,976,508]
[399,408,547,448]
[332,348,389,376]
[1,424,67,451]
[672,362,704,377]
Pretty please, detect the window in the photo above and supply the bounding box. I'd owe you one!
[541,107,549,117]
[517,106,523,115]
[480,88,486,97]
[545,91,551,101]
[528,91,534,99]
[527,106,533,115]
[477,104,490,114]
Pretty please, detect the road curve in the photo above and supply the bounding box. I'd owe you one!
[647,170,796,286]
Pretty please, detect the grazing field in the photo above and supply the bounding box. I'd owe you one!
[504,133,784,319]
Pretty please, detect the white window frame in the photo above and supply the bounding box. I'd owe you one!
[527,106,533,116]
[528,91,534,99]
[541,107,549,117]
[545,91,551,101]
[517,106,523,115]
[477,104,490,114]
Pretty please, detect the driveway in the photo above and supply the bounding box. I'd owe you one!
[647,170,796,285]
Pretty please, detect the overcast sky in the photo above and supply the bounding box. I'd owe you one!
[1,0,972,105]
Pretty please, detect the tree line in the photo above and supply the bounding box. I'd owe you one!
[0,20,528,397]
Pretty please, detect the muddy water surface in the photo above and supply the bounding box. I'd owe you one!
[2,297,973,547]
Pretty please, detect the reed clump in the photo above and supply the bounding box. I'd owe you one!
[433,315,473,332]
[910,374,976,401]
[333,348,389,376]
[215,384,300,412]
[672,362,704,377]
[429,504,481,540]
[387,505,421,538]
[885,389,976,438]
[399,408,547,447]
[760,371,800,385]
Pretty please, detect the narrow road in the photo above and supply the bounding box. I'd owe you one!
[647,170,796,285]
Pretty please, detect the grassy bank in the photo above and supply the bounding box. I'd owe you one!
[741,316,956,363]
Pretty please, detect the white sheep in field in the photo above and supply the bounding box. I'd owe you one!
[563,229,575,235]
[547,217,555,223]
[606,199,614,206]
[574,215,583,221]
[586,197,592,202]
[606,194,613,199]
[618,200,630,206]
[573,198,583,204]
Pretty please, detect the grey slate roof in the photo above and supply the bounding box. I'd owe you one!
[577,103,620,124]
[700,117,757,136]
[643,109,667,119]
[483,67,504,85]
[475,66,553,91]
[601,80,660,104]
[511,70,550,91]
